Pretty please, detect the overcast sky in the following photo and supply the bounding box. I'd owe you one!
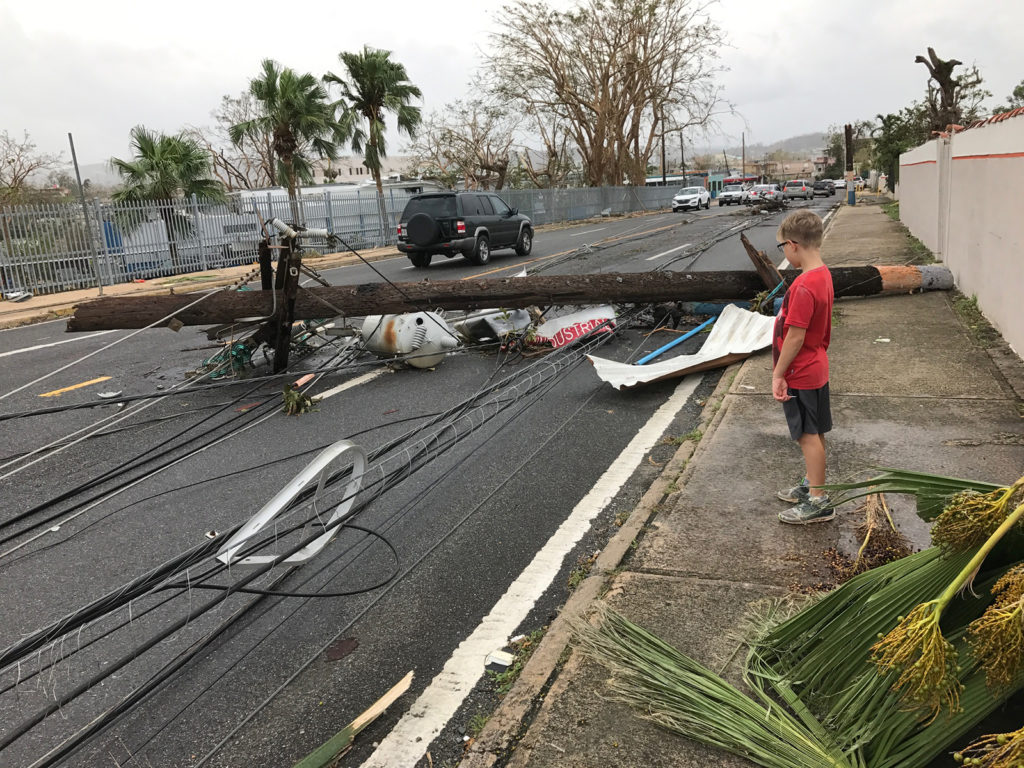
[3,0,1021,170]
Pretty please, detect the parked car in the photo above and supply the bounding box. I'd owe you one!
[812,180,835,197]
[717,184,747,206]
[672,186,711,212]
[783,180,814,200]
[745,184,783,203]
[396,191,533,268]
[834,179,847,189]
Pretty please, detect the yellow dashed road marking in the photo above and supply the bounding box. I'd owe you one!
[38,376,112,398]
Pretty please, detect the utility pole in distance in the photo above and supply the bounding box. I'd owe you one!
[844,123,855,206]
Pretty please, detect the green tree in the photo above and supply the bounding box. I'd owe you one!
[230,59,342,220]
[324,46,422,205]
[871,105,930,189]
[111,126,225,268]
[992,79,1024,114]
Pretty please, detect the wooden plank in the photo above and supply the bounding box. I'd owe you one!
[293,671,414,768]
[740,232,787,290]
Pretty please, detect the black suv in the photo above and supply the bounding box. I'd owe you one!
[396,191,533,268]
[812,179,835,197]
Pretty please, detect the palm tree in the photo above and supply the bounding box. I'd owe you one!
[111,126,225,269]
[230,59,342,221]
[324,47,422,238]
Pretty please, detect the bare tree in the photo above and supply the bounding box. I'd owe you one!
[915,48,991,132]
[408,99,516,189]
[407,112,464,188]
[486,0,726,187]
[516,107,577,188]
[0,131,63,203]
[186,92,278,191]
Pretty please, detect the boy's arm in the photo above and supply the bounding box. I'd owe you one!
[772,325,807,401]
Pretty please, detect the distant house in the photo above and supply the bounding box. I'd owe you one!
[311,155,413,184]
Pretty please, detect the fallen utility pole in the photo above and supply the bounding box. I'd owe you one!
[66,265,954,332]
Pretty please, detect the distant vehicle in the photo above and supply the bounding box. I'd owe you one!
[672,186,711,212]
[834,179,847,189]
[812,180,835,197]
[717,184,747,206]
[783,180,814,200]
[745,184,783,203]
[396,191,533,267]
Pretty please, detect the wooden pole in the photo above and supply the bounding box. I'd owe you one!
[66,265,955,333]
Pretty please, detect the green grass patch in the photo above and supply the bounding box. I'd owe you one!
[567,551,598,590]
[487,628,546,696]
[467,712,489,737]
[952,291,1002,348]
[879,200,935,264]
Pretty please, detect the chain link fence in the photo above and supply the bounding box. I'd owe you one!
[0,184,680,298]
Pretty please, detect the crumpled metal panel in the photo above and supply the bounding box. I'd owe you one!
[588,304,775,390]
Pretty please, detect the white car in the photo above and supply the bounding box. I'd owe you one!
[834,179,847,189]
[717,184,747,206]
[745,184,783,203]
[672,186,711,212]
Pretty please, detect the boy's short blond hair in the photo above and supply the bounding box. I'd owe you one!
[778,209,823,249]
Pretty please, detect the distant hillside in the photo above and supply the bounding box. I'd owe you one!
[693,131,828,158]
[73,162,122,187]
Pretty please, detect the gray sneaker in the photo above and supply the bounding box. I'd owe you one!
[776,482,809,503]
[778,495,834,525]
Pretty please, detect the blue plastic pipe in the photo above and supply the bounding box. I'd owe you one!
[635,315,716,365]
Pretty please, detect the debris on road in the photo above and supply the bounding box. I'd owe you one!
[529,306,617,349]
[450,309,533,343]
[282,384,319,415]
[588,304,773,390]
[361,312,461,369]
[293,671,413,768]
[66,267,956,331]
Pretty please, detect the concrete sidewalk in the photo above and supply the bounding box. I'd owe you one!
[461,202,1024,768]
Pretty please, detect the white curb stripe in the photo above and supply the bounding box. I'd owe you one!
[360,375,702,768]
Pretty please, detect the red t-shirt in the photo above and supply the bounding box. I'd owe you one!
[772,265,833,389]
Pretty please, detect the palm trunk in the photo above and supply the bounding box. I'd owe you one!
[371,145,388,247]
[283,154,300,224]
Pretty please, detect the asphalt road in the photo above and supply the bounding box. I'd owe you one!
[0,194,837,767]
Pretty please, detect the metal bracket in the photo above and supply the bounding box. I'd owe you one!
[217,440,367,566]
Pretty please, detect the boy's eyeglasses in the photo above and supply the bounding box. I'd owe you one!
[776,240,798,252]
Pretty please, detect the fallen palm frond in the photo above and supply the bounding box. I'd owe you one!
[932,480,1024,551]
[576,608,851,768]
[579,469,1024,768]
[967,565,1024,691]
[953,725,1024,767]
[825,468,1001,520]
[847,494,912,577]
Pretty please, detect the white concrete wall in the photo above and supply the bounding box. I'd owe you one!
[899,115,1024,355]
[898,141,940,254]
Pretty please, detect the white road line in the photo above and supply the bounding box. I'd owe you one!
[569,227,607,237]
[360,375,703,768]
[645,242,692,261]
[0,317,69,332]
[0,330,116,358]
[317,370,386,400]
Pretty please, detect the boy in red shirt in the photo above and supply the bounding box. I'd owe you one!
[772,210,834,524]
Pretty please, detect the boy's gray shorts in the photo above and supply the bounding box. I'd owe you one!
[783,383,832,440]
